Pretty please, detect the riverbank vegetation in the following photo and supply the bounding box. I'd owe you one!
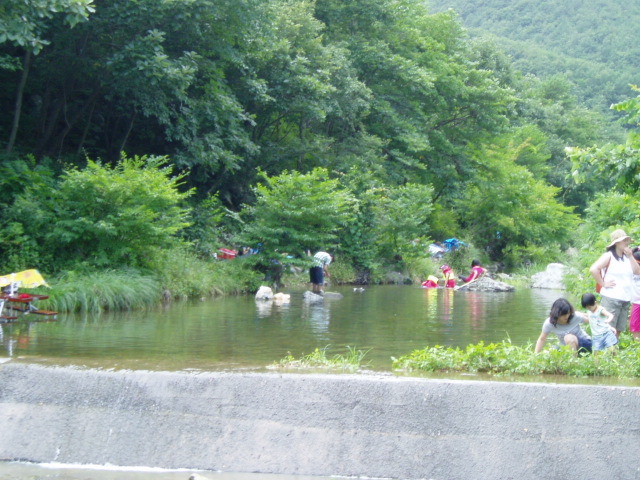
[1,0,639,312]
[273,346,371,372]
[393,334,640,379]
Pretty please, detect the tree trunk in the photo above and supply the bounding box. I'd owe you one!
[6,50,32,153]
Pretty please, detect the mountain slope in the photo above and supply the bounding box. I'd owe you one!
[428,0,640,110]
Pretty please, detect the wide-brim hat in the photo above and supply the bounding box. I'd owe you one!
[607,229,633,248]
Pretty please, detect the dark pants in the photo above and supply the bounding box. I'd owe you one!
[309,266,324,285]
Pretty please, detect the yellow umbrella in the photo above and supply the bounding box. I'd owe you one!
[0,269,49,289]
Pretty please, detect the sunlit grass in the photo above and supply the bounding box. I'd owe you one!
[392,333,640,378]
[272,346,371,372]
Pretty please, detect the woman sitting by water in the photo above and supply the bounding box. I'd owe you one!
[460,259,487,284]
[534,298,592,354]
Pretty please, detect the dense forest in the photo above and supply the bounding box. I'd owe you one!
[428,0,640,113]
[0,0,638,306]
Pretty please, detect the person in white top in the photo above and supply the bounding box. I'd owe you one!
[590,229,640,337]
[309,251,332,294]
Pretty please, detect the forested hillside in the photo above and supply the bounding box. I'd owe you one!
[0,0,638,295]
[428,0,640,112]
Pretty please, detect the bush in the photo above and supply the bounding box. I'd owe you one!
[327,257,357,285]
[2,154,192,273]
[392,334,640,378]
[146,245,263,298]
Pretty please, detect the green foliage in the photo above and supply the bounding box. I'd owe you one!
[404,256,441,284]
[372,183,434,254]
[326,257,357,285]
[0,0,621,277]
[145,245,263,299]
[240,167,357,258]
[429,0,640,113]
[181,194,234,259]
[317,0,516,191]
[568,86,640,196]
[0,0,94,53]
[457,136,578,266]
[43,245,263,313]
[273,345,370,372]
[393,334,640,378]
[1,154,192,272]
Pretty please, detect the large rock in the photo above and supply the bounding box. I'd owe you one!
[303,290,324,303]
[456,276,514,292]
[531,263,566,289]
[303,291,344,302]
[255,285,274,300]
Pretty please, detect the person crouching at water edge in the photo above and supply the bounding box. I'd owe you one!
[440,264,456,289]
[535,298,592,354]
[309,251,332,295]
[581,292,618,353]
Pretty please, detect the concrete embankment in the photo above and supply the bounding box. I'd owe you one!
[1,362,640,479]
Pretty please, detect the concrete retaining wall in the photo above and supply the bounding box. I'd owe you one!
[1,362,640,479]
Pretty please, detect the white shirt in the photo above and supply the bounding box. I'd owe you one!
[601,252,635,302]
[313,251,332,267]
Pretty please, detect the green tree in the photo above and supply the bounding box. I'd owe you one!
[315,0,516,193]
[568,85,640,195]
[372,183,434,254]
[1,0,95,152]
[458,138,578,266]
[238,168,356,283]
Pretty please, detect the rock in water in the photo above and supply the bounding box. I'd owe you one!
[303,290,324,303]
[323,291,344,299]
[457,276,515,292]
[273,292,291,303]
[255,285,274,300]
[531,263,566,289]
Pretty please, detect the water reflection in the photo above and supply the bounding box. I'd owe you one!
[301,300,331,335]
[0,285,588,372]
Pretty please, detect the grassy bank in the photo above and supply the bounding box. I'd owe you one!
[392,334,640,378]
[38,253,263,313]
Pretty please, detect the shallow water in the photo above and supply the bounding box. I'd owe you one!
[0,285,561,371]
[0,286,636,480]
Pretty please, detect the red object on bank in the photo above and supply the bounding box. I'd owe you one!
[219,248,238,260]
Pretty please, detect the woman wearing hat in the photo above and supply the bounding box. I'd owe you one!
[590,229,640,336]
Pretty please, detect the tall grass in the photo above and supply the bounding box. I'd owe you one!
[43,270,162,313]
[38,247,264,313]
[145,245,263,298]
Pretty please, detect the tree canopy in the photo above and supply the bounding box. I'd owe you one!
[0,0,625,278]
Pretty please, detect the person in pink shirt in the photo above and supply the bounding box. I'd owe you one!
[461,259,487,284]
[440,264,456,288]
